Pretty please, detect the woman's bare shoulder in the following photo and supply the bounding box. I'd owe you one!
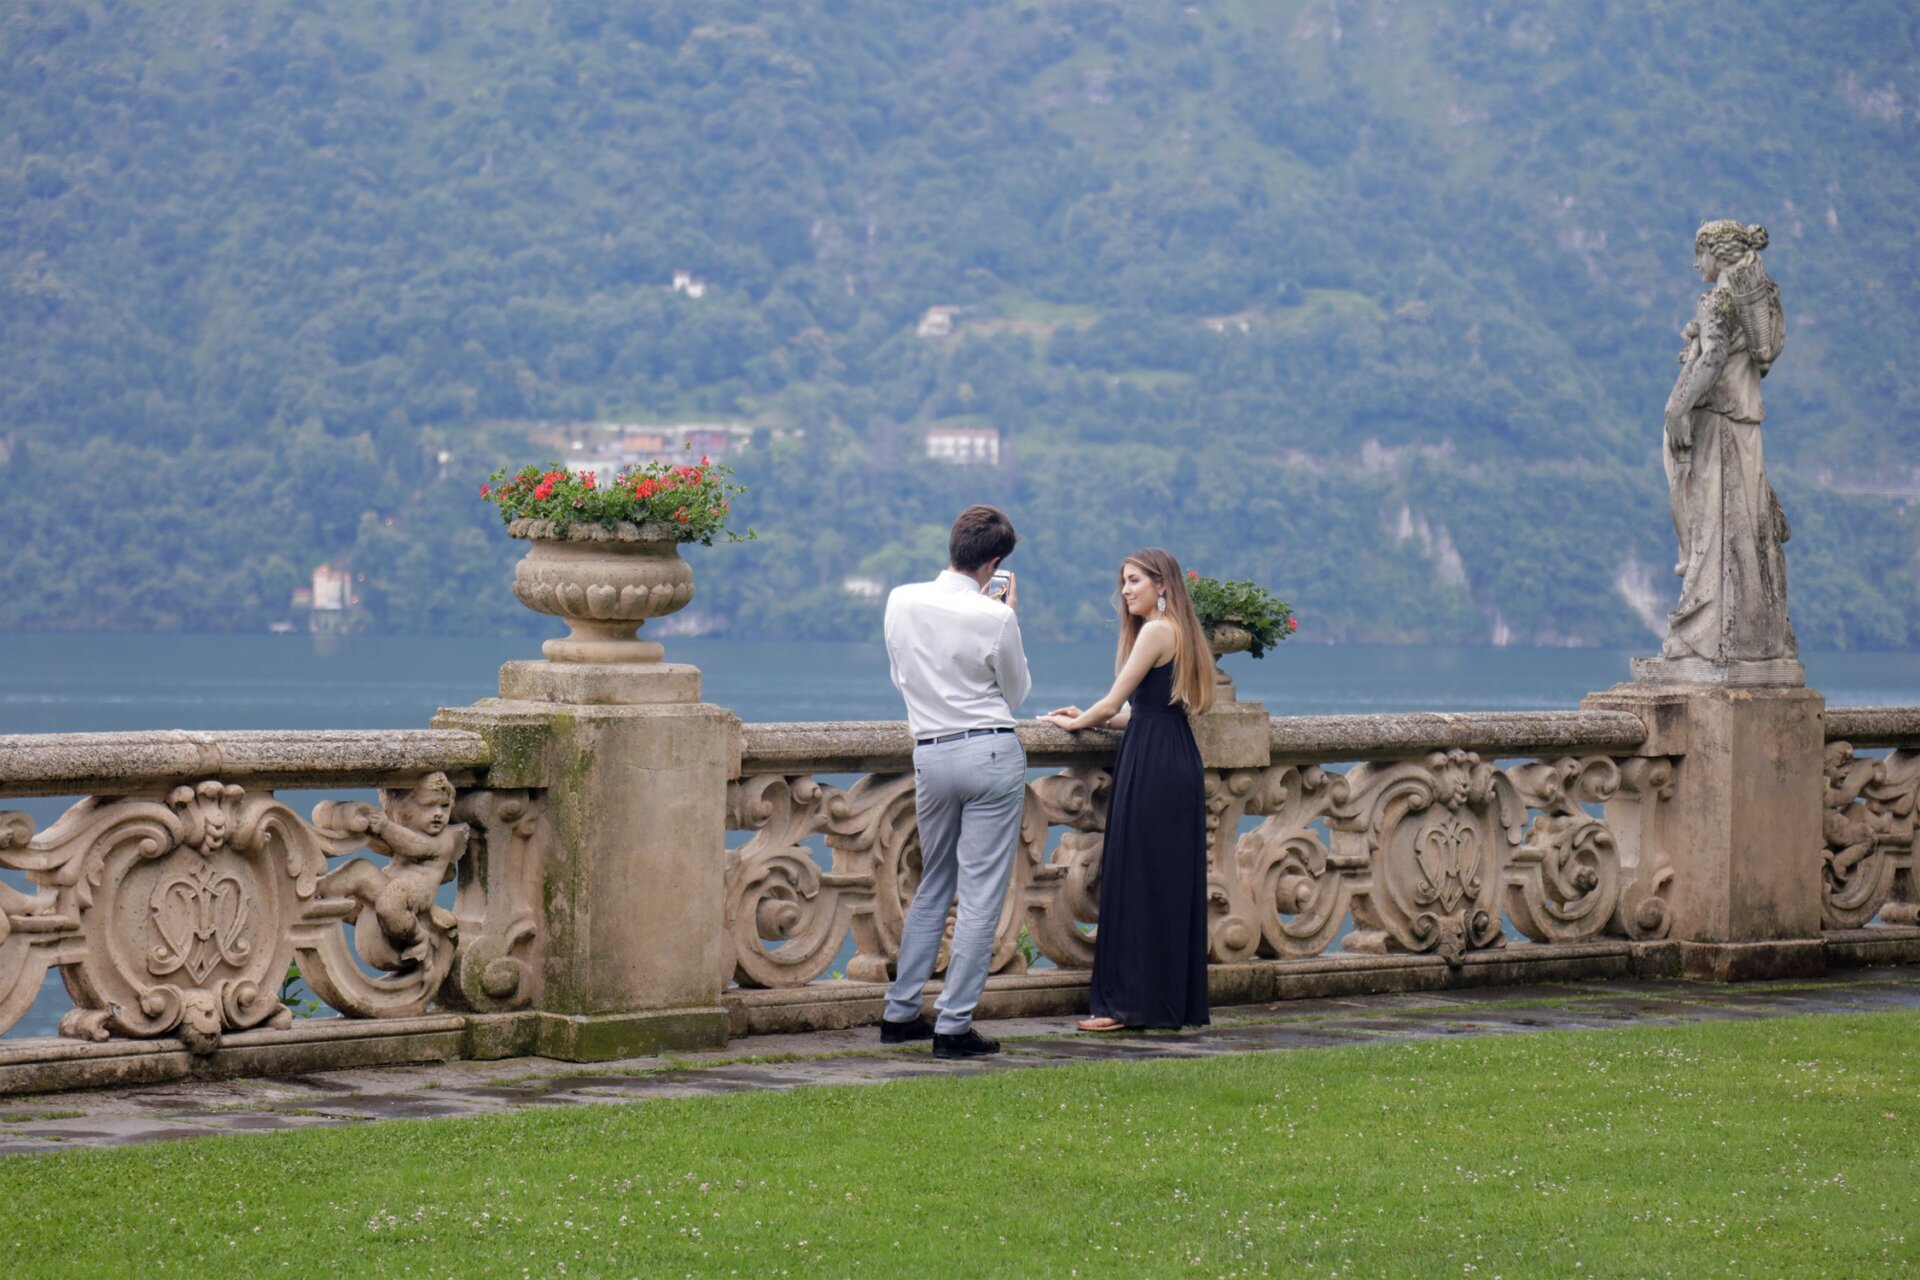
[1137,616,1178,651]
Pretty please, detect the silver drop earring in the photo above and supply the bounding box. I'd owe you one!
[1156,594,1167,612]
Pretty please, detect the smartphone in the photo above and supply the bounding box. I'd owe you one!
[986,571,1013,602]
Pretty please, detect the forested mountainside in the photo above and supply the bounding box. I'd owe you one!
[4,0,1919,647]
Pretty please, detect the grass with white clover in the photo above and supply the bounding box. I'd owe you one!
[3,1011,1916,1277]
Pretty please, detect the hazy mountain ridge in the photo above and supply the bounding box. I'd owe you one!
[3,0,1917,646]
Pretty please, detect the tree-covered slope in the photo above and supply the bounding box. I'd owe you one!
[3,0,1917,646]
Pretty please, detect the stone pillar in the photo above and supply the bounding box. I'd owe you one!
[1583,680,1824,980]
[436,660,739,1059]
[1195,661,1271,771]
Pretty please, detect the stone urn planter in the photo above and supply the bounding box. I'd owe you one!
[1207,622,1252,701]
[509,518,695,663]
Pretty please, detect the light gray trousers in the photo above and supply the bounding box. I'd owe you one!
[884,732,1026,1034]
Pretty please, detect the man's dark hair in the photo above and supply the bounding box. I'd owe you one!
[949,504,1017,573]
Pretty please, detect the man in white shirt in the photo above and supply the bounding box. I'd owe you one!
[880,504,1031,1059]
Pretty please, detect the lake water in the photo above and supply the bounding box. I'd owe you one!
[5,632,1918,1038]
[7,632,1920,734]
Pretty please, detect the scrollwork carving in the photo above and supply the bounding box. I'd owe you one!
[1820,743,1917,930]
[1233,765,1360,958]
[1021,767,1110,969]
[723,774,864,988]
[437,788,544,1013]
[1,810,74,1040]
[1503,756,1625,944]
[1203,769,1268,963]
[721,766,1069,987]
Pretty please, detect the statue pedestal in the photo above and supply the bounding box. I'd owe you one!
[1630,656,1805,687]
[1584,680,1824,980]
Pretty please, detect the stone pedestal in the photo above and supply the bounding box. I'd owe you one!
[1583,680,1825,980]
[1629,656,1805,687]
[1193,698,1271,771]
[435,663,740,1059]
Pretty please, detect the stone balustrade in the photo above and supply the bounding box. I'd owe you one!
[0,730,544,1089]
[3,689,1918,1095]
[721,710,1678,1034]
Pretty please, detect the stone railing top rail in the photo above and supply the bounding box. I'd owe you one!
[1825,705,1920,747]
[739,709,1650,774]
[0,729,491,798]
[1271,710,1646,759]
[739,721,1122,773]
[12,705,1909,798]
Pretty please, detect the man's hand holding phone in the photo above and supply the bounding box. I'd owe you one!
[985,569,1017,610]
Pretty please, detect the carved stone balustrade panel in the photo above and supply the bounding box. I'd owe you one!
[1603,757,1679,940]
[1021,767,1110,969]
[0,775,540,1052]
[440,789,547,1013]
[720,748,1677,989]
[1335,751,1518,962]
[1329,750,1675,963]
[1821,743,1918,929]
[1226,764,1360,959]
[1503,756,1627,944]
[723,774,864,989]
[724,768,1092,989]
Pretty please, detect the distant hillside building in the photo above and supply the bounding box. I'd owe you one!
[311,563,356,612]
[305,563,361,635]
[917,306,959,338]
[671,270,709,299]
[924,426,1001,466]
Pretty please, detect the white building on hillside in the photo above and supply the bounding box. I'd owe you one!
[924,426,1001,466]
[917,305,959,338]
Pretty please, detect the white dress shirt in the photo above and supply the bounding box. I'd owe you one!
[884,570,1032,740]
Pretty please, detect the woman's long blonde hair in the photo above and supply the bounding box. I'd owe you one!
[1116,549,1214,715]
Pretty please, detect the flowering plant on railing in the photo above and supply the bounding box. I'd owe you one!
[480,458,755,546]
[1187,570,1296,658]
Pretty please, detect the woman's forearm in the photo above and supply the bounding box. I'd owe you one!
[1066,695,1124,730]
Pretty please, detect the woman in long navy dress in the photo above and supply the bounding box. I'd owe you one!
[1041,549,1213,1030]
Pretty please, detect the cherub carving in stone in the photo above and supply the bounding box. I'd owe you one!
[1660,220,1796,664]
[1822,743,1886,887]
[318,773,468,969]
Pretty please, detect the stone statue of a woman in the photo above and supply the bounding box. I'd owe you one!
[1654,220,1798,675]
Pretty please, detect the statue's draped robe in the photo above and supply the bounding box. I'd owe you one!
[1662,279,1796,662]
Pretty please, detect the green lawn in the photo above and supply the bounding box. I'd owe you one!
[6,1012,1917,1278]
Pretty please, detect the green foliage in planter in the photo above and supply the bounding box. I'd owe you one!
[482,459,754,547]
[1188,571,1296,659]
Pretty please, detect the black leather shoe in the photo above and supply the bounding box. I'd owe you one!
[932,1027,1001,1059]
[880,1015,935,1044]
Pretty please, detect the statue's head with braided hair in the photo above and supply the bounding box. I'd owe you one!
[1694,220,1768,265]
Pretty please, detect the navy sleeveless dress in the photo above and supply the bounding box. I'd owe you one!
[1088,660,1211,1028]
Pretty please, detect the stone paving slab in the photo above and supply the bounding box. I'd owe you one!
[3,967,1918,1157]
